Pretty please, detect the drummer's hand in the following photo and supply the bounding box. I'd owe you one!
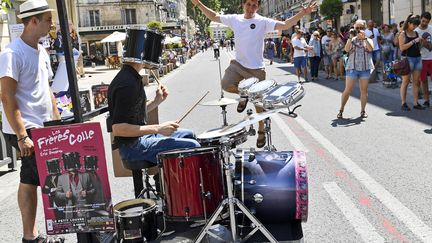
[157,121,179,136]
[155,85,169,104]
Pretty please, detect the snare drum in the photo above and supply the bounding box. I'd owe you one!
[123,27,165,69]
[260,82,305,109]
[158,147,224,221]
[238,77,259,97]
[247,80,277,102]
[197,126,248,147]
[114,199,160,242]
[235,149,308,223]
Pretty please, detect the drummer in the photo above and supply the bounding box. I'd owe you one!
[107,61,200,165]
[192,0,317,148]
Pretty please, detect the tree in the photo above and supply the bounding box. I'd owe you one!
[1,0,11,14]
[147,20,163,31]
[320,0,343,30]
[187,0,220,35]
[225,28,233,38]
[220,0,242,14]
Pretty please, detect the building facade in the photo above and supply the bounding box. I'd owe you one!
[209,21,228,40]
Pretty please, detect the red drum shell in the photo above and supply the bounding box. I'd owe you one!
[158,147,224,220]
[235,150,308,223]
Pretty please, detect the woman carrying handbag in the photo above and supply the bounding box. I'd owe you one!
[398,14,424,111]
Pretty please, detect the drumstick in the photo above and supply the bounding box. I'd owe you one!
[150,69,161,85]
[178,91,210,123]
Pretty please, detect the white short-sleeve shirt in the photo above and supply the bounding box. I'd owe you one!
[220,14,278,69]
[415,25,432,60]
[365,28,381,51]
[292,37,308,58]
[0,38,54,134]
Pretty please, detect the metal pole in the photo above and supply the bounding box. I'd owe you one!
[55,0,88,242]
[56,0,83,124]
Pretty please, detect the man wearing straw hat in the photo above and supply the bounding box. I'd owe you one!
[0,0,61,242]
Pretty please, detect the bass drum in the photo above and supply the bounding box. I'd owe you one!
[234,149,308,223]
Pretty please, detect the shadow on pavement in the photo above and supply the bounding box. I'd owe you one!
[331,117,364,127]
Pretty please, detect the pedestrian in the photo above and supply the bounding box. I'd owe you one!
[338,19,374,119]
[308,31,321,81]
[415,11,432,108]
[266,38,276,65]
[191,0,317,148]
[398,14,424,111]
[281,35,289,61]
[381,24,395,65]
[0,0,62,242]
[322,28,333,79]
[292,29,313,82]
[212,40,220,59]
[365,20,382,82]
[329,32,344,80]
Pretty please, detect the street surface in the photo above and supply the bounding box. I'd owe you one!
[1,48,432,242]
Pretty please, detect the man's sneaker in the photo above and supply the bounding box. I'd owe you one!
[237,97,248,113]
[423,100,430,107]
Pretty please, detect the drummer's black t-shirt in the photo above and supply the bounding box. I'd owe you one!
[108,64,147,145]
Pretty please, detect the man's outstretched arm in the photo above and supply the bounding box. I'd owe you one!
[275,1,318,30]
[191,0,221,23]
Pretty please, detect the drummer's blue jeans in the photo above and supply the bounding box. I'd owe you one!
[118,129,200,165]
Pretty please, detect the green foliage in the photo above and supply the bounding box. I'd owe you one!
[1,0,12,14]
[165,43,180,49]
[320,0,343,21]
[220,0,242,14]
[187,0,221,34]
[147,20,163,31]
[225,28,233,38]
[320,0,343,29]
[206,26,213,39]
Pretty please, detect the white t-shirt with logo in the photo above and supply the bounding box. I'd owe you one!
[220,14,278,69]
[415,25,432,60]
[0,38,54,134]
[365,28,381,51]
[321,35,331,55]
[292,37,308,58]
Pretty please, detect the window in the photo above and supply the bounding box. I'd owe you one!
[89,10,100,26]
[121,9,137,25]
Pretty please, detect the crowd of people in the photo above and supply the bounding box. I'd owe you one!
[264,12,431,117]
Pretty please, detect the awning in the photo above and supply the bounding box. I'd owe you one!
[100,31,126,43]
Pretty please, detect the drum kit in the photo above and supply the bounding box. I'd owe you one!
[113,27,309,242]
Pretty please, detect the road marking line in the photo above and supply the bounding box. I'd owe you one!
[323,182,385,242]
[273,114,308,152]
[296,116,432,242]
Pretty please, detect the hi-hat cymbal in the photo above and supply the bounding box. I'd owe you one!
[200,97,238,106]
[221,109,282,134]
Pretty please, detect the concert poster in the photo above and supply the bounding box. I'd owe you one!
[33,123,114,235]
[91,84,109,109]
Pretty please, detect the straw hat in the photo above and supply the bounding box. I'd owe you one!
[17,0,54,19]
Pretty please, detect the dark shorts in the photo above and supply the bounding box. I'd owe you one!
[4,129,40,186]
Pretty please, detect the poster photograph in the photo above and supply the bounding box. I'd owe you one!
[32,123,114,235]
[92,84,109,109]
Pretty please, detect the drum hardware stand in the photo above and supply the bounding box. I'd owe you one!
[137,170,160,200]
[247,109,256,136]
[263,117,277,151]
[194,139,278,243]
[221,105,229,127]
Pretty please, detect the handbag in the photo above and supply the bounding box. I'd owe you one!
[392,57,410,76]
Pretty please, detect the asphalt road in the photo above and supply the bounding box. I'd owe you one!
[1,48,432,242]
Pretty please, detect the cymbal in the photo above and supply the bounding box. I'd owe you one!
[221,109,281,134]
[200,97,238,106]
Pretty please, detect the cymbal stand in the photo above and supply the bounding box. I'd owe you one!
[194,139,278,243]
[263,117,277,151]
[220,105,228,127]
